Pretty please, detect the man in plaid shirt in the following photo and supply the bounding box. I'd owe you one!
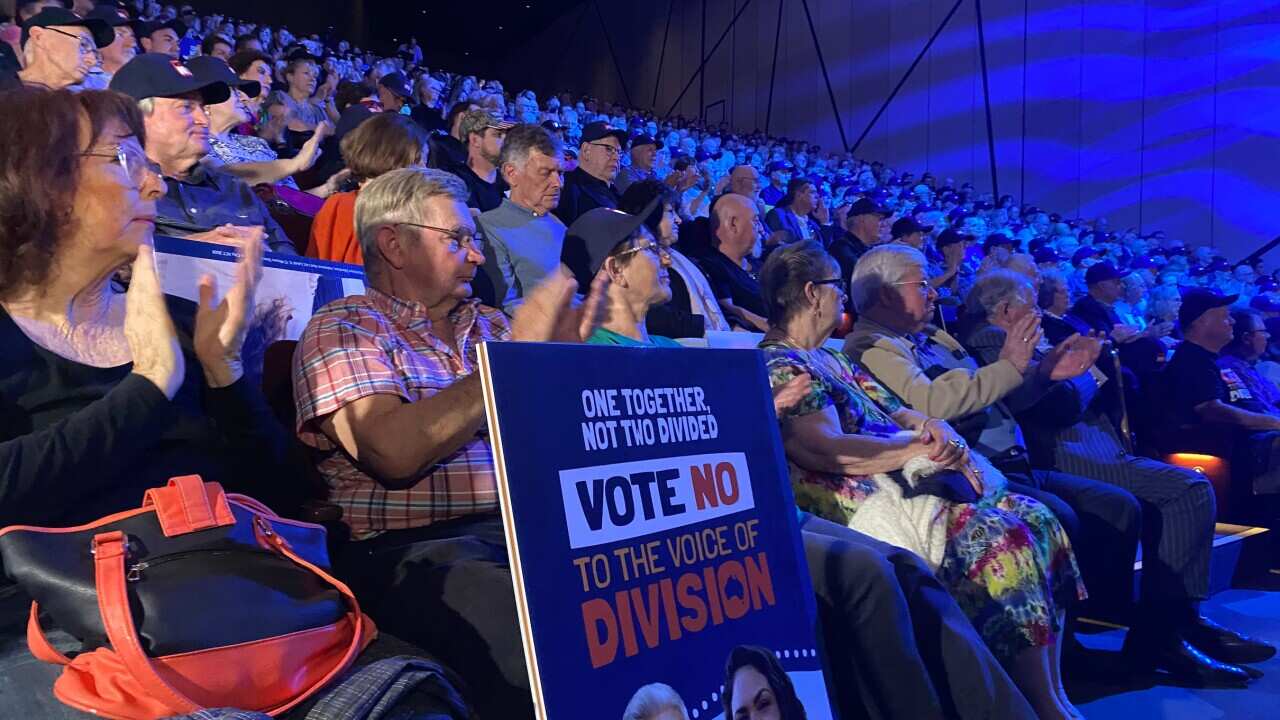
[292,167,605,719]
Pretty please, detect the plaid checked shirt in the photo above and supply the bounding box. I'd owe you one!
[293,287,510,539]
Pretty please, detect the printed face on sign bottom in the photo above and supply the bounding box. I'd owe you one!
[731,666,782,720]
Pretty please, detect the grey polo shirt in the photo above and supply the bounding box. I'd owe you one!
[477,198,567,313]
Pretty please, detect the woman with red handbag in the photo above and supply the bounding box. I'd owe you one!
[0,86,471,720]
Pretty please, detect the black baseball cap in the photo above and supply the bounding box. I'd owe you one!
[132,17,184,40]
[891,216,933,238]
[1032,247,1062,264]
[110,53,230,105]
[185,55,260,99]
[85,4,131,28]
[1179,287,1238,329]
[1084,261,1129,285]
[22,8,113,48]
[580,121,628,146]
[1071,246,1104,266]
[283,45,320,63]
[982,234,1015,252]
[848,197,891,218]
[378,71,412,99]
[566,199,661,275]
[1249,295,1280,313]
[935,228,972,249]
[629,133,662,149]
[766,160,794,174]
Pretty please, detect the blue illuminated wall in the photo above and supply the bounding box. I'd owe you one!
[500,0,1280,258]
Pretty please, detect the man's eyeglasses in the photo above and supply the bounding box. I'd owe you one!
[588,142,621,158]
[45,27,98,57]
[892,278,933,292]
[813,278,848,297]
[78,144,161,188]
[397,222,485,254]
[615,242,670,262]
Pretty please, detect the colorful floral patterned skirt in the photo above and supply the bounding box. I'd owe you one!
[789,465,1086,664]
[935,492,1086,663]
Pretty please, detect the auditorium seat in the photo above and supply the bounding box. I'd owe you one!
[261,340,349,548]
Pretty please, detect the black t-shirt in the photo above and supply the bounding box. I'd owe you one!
[699,251,766,322]
[553,167,619,228]
[1165,341,1232,427]
[452,162,507,213]
[411,105,447,134]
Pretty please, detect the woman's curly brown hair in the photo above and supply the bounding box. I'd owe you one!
[0,87,147,301]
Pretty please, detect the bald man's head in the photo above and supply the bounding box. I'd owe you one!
[729,165,760,199]
[712,193,758,256]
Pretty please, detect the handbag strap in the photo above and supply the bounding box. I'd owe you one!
[91,520,368,716]
[142,476,236,537]
[26,602,71,665]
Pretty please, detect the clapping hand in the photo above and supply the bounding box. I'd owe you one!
[999,312,1042,374]
[1110,323,1140,343]
[193,235,264,388]
[1040,332,1104,381]
[124,244,185,399]
[510,266,610,343]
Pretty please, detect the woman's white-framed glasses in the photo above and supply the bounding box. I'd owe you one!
[78,143,161,188]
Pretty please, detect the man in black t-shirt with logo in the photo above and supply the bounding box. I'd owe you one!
[1165,288,1280,496]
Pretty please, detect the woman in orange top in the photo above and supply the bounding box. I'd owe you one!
[306,114,432,264]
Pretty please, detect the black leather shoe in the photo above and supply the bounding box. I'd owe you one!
[1124,634,1253,688]
[1183,615,1277,665]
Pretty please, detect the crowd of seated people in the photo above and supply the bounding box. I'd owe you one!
[3,1,1280,719]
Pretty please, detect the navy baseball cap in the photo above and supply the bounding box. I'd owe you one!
[629,133,662,149]
[982,234,1015,252]
[85,4,131,28]
[849,197,891,218]
[1032,247,1062,264]
[1249,295,1280,313]
[132,17,184,41]
[1085,261,1129,285]
[186,55,260,99]
[566,199,661,275]
[1180,287,1238,328]
[891,216,933,238]
[765,160,793,174]
[22,7,113,48]
[110,53,230,105]
[580,121,628,146]
[377,71,412,100]
[936,228,972,249]
[1071,246,1104,266]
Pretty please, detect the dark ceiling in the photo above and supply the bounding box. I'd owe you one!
[360,0,587,76]
[188,0,585,76]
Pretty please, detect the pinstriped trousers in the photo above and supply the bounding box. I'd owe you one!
[1041,411,1215,603]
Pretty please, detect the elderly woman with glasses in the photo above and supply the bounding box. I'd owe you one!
[762,241,1086,720]
[573,205,684,348]
[0,86,292,530]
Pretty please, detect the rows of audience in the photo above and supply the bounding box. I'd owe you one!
[3,2,1280,720]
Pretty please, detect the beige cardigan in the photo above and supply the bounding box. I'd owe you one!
[843,315,1026,421]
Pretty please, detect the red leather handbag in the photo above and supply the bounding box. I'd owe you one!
[0,475,376,720]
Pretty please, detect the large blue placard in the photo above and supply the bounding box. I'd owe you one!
[478,342,833,720]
